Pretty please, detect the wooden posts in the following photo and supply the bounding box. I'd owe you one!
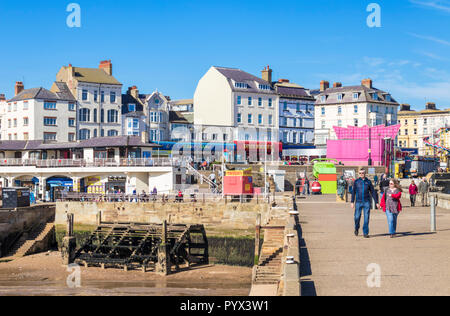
[254,214,262,266]
[96,211,102,226]
[62,213,76,265]
[156,220,171,275]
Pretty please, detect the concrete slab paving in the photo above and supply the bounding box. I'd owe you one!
[299,194,450,296]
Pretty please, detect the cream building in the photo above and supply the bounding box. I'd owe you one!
[0,82,77,142]
[314,79,400,147]
[397,103,450,156]
[194,66,279,142]
[54,60,123,140]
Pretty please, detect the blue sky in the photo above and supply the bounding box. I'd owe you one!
[0,0,449,109]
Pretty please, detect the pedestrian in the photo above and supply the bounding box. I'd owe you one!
[409,180,418,207]
[302,177,310,196]
[351,168,379,238]
[380,179,403,238]
[418,177,430,207]
[379,174,390,195]
[374,174,379,186]
[151,186,157,202]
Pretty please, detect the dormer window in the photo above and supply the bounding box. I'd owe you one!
[385,95,391,102]
[128,104,136,112]
[353,93,359,100]
[235,82,248,89]
[373,93,378,101]
[338,94,344,101]
[258,84,271,90]
[321,95,326,102]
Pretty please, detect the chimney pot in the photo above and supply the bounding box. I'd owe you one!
[333,82,342,88]
[261,66,273,84]
[15,82,24,96]
[362,78,373,89]
[320,80,330,92]
[426,102,437,110]
[99,60,113,76]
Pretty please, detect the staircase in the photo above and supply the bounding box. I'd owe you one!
[186,164,221,194]
[8,223,55,258]
[254,220,285,285]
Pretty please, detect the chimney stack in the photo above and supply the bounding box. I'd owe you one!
[15,82,24,96]
[361,78,373,89]
[400,104,411,112]
[99,60,112,76]
[333,82,342,88]
[320,80,329,92]
[426,102,437,110]
[0,94,5,101]
[278,79,290,83]
[262,65,273,84]
[128,86,139,99]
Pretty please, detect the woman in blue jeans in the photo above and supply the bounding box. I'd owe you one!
[380,179,403,238]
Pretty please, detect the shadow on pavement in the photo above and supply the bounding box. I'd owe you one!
[370,231,437,238]
[295,216,317,297]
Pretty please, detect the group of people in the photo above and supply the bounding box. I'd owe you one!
[351,169,431,239]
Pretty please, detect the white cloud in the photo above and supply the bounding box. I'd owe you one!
[407,32,450,46]
[409,0,450,13]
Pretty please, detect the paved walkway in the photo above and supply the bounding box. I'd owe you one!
[299,195,450,296]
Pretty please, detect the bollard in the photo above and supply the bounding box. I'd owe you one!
[431,195,436,232]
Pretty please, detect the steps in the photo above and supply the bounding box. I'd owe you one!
[8,223,55,258]
[254,220,285,285]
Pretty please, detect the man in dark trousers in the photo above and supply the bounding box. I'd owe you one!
[351,168,379,238]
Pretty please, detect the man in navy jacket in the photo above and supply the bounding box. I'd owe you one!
[351,168,379,238]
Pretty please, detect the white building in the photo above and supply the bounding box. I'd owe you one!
[54,60,123,140]
[314,79,400,147]
[121,86,147,137]
[146,91,171,142]
[194,66,279,142]
[274,79,315,145]
[0,82,77,142]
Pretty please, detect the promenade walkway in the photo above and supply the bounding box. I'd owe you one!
[299,195,450,296]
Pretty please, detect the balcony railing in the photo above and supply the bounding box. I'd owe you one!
[0,158,186,168]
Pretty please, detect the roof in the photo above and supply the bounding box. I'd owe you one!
[8,86,75,103]
[70,67,121,85]
[214,66,276,94]
[274,82,314,100]
[0,136,159,151]
[169,111,194,124]
[170,99,193,105]
[398,108,450,116]
[315,85,399,106]
[121,93,144,114]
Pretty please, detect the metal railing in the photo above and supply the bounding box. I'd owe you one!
[0,158,187,168]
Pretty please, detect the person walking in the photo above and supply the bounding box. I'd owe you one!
[379,174,390,195]
[374,174,379,187]
[302,177,310,196]
[380,179,403,238]
[409,180,418,207]
[351,168,379,238]
[418,177,430,207]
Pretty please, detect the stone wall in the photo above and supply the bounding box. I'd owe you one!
[0,204,55,257]
[56,200,276,231]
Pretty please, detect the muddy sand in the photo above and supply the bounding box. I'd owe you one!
[0,252,252,296]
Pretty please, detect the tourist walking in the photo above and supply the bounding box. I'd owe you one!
[351,168,379,238]
[418,177,430,207]
[302,177,310,196]
[409,180,418,207]
[380,179,403,238]
[374,174,379,186]
[379,174,390,195]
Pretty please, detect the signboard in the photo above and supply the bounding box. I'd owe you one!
[344,170,355,180]
[368,168,376,175]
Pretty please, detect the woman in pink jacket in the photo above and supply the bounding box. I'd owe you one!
[380,179,403,238]
[409,180,418,207]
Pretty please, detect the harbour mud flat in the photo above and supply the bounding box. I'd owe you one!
[0,252,252,296]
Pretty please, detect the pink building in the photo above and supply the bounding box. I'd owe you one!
[327,125,400,166]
